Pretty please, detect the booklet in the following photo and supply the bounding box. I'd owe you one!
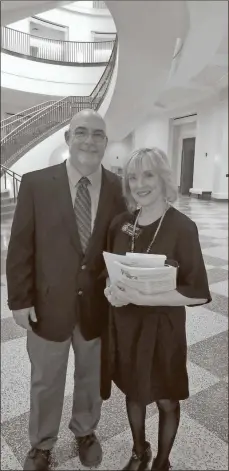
[103,251,177,294]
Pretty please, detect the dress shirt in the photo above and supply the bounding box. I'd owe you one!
[66,158,102,231]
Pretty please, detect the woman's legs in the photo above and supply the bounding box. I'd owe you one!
[153,399,180,468]
[126,396,147,455]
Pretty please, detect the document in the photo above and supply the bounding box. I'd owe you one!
[103,251,177,294]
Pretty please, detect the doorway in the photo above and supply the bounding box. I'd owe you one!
[180,137,195,195]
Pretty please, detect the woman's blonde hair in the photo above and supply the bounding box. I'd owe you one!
[122,147,178,212]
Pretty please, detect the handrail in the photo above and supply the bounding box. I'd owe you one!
[1,101,56,137]
[1,26,115,65]
[0,164,22,180]
[0,164,21,202]
[1,100,56,125]
[1,95,71,143]
[90,36,118,101]
[1,37,118,168]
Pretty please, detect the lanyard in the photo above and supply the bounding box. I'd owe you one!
[130,204,169,253]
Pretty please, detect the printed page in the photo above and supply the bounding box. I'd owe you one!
[115,261,177,294]
[103,252,127,283]
[103,252,177,293]
[125,253,166,267]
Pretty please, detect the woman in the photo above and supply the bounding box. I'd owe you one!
[103,148,211,471]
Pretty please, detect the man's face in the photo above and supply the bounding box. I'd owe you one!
[65,113,107,174]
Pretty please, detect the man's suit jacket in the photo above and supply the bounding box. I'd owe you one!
[6,161,126,342]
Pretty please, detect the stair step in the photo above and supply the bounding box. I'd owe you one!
[1,203,16,212]
[0,197,15,205]
[1,210,15,221]
[1,204,15,212]
[0,190,10,199]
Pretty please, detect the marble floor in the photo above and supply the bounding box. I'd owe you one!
[1,196,228,470]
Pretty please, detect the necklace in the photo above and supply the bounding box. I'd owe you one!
[130,203,170,253]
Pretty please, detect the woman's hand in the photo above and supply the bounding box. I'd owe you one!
[104,280,145,307]
[104,282,132,307]
[106,281,209,307]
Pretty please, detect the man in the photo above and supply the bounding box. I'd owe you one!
[6,109,126,470]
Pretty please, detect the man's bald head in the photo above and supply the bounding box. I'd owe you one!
[69,109,106,135]
[65,108,108,175]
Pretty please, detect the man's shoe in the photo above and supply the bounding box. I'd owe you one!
[123,441,152,470]
[23,448,51,470]
[151,458,171,470]
[77,432,102,467]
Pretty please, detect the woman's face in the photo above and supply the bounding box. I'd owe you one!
[127,158,164,208]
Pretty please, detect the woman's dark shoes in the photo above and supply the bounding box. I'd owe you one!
[151,458,171,470]
[76,432,102,467]
[23,448,51,470]
[123,441,152,470]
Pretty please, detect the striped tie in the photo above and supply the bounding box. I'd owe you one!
[74,177,91,253]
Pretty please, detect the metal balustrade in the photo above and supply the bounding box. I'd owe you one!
[1,38,118,168]
[93,1,107,8]
[1,26,115,65]
[1,101,56,139]
[0,164,21,202]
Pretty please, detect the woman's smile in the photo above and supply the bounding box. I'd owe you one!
[136,190,152,197]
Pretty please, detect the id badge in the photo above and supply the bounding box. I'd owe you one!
[121,222,142,238]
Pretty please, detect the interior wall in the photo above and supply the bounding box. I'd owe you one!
[10,126,69,175]
[170,121,197,186]
[193,98,228,198]
[8,6,116,42]
[130,115,197,187]
[37,8,116,41]
[6,18,30,33]
[217,101,228,198]
[132,116,170,154]
[1,53,105,96]
[103,134,133,170]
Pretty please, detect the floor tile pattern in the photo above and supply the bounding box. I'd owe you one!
[1,196,228,470]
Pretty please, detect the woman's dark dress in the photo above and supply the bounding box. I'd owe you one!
[103,206,211,405]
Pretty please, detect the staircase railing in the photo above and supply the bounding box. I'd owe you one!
[93,1,107,8]
[0,164,21,202]
[1,37,118,169]
[1,26,114,65]
[1,100,56,138]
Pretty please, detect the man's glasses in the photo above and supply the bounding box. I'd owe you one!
[74,128,106,144]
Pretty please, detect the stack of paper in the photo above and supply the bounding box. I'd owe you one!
[103,252,177,294]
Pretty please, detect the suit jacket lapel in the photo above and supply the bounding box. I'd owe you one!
[52,161,83,256]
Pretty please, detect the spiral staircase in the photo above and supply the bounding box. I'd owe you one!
[1,37,117,169]
[0,36,117,220]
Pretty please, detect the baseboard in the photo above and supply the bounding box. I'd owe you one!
[189,191,212,200]
[211,192,228,201]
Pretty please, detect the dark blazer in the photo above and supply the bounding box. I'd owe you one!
[6,161,126,342]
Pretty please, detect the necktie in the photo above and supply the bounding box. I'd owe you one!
[74,177,91,253]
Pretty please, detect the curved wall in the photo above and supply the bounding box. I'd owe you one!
[3,5,116,96]
[36,5,116,42]
[1,1,74,26]
[1,53,105,96]
[7,5,116,43]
